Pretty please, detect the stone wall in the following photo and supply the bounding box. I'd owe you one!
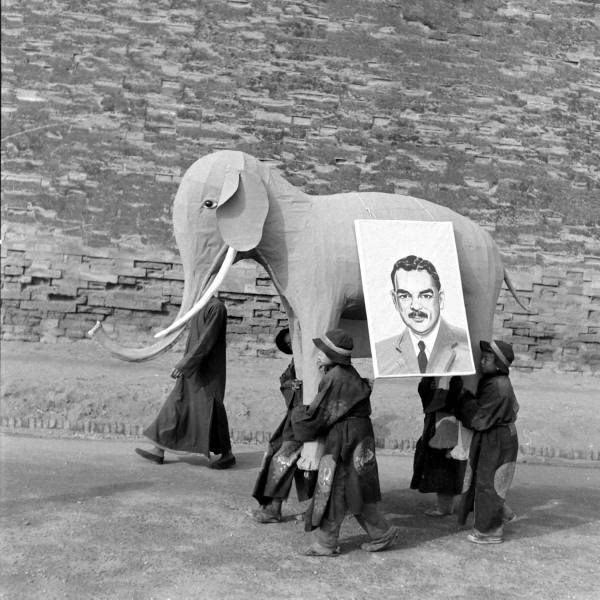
[1,0,599,372]
[1,224,288,358]
[2,223,598,373]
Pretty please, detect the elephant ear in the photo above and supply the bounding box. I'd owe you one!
[216,167,269,252]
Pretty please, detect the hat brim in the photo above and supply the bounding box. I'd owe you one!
[275,328,293,355]
[479,340,493,354]
[480,340,509,372]
[313,337,351,365]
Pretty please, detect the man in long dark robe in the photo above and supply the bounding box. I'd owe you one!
[252,328,316,523]
[456,340,519,544]
[291,328,399,556]
[411,376,466,516]
[135,296,235,469]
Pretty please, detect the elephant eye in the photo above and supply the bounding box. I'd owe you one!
[203,199,217,209]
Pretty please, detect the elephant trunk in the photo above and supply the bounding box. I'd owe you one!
[87,324,185,362]
[154,246,236,338]
[88,245,231,362]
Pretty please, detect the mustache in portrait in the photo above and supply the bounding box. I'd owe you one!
[408,309,428,319]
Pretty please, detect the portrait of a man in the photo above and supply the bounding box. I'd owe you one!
[374,255,473,376]
[355,219,476,379]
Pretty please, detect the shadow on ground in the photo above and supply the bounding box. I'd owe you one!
[376,476,600,551]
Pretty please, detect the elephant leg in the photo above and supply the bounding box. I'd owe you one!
[462,273,503,394]
[299,305,343,405]
[289,319,301,365]
[278,295,303,378]
[295,304,343,472]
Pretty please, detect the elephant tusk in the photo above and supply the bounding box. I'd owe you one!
[154,246,237,338]
[87,321,101,337]
[89,324,184,362]
[88,245,231,361]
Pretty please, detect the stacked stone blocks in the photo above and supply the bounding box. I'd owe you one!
[0,229,290,357]
[1,0,599,370]
[2,414,600,461]
[2,228,598,372]
[495,264,599,373]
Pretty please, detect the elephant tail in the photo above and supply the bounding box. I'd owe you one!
[503,269,535,314]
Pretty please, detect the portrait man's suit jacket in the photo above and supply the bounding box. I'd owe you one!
[374,318,473,376]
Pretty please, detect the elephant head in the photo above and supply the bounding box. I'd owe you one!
[89,150,271,360]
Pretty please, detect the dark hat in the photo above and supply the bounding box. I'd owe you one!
[480,340,514,372]
[275,328,293,355]
[313,328,353,365]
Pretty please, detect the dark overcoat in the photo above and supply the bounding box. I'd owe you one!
[456,373,519,533]
[252,360,315,504]
[410,377,466,495]
[292,364,381,531]
[143,297,228,457]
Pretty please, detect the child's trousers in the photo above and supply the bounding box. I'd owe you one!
[313,458,392,550]
[315,501,391,549]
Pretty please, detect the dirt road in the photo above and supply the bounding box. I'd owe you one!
[1,341,599,456]
[1,433,599,600]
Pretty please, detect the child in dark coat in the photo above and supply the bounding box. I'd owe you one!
[252,328,315,523]
[456,340,519,544]
[292,328,399,556]
[410,376,466,516]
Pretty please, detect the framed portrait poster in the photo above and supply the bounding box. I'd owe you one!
[355,220,476,379]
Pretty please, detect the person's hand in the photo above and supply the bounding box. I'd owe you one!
[437,376,450,390]
[170,367,182,379]
[297,440,324,471]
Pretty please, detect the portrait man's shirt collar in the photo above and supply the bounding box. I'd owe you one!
[406,318,441,359]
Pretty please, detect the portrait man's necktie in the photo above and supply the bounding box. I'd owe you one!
[417,340,428,373]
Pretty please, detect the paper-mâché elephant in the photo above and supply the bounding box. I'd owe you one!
[90,150,530,406]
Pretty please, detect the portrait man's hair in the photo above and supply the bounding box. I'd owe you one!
[390,255,441,291]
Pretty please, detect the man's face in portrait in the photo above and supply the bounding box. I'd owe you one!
[391,269,444,336]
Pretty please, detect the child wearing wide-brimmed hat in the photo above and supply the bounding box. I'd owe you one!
[291,328,399,556]
[456,339,519,544]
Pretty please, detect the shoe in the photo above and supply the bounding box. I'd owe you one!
[301,543,340,557]
[135,448,164,465]
[209,454,236,470]
[502,509,517,524]
[467,532,503,545]
[361,525,400,552]
[424,508,452,517]
[252,507,281,524]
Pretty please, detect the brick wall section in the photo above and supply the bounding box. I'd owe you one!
[2,225,599,373]
[0,224,289,357]
[492,262,599,373]
[1,0,599,372]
